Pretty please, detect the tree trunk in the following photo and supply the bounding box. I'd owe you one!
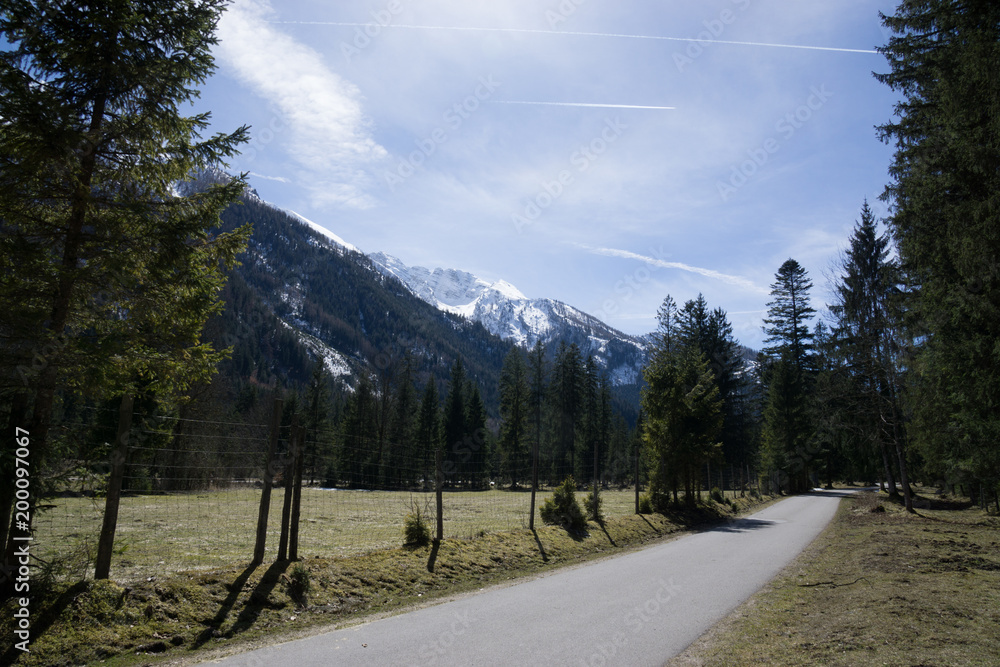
[879,438,899,498]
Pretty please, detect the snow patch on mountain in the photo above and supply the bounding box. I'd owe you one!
[367,252,648,384]
[285,210,359,254]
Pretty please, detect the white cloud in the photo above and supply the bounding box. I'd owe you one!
[215,0,387,208]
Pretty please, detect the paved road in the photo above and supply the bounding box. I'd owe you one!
[202,490,859,667]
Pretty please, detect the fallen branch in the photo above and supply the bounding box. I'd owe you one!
[797,577,871,588]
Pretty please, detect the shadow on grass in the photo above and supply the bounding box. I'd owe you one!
[427,540,440,573]
[191,562,260,649]
[1,580,88,666]
[530,529,549,562]
[597,521,617,547]
[207,561,290,645]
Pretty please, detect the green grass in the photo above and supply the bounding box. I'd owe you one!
[2,493,767,667]
[671,488,1000,666]
[32,486,648,582]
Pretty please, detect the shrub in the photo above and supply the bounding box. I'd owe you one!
[286,563,311,605]
[638,493,654,515]
[403,502,432,547]
[540,476,587,532]
[584,487,603,523]
[710,487,724,504]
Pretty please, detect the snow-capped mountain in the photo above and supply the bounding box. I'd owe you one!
[367,251,648,385]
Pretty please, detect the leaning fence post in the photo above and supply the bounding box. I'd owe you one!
[289,424,304,561]
[277,415,296,561]
[95,395,133,580]
[435,449,443,542]
[252,397,282,565]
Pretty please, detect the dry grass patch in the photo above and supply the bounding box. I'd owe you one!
[671,488,1000,666]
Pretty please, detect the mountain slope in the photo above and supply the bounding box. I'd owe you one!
[206,189,515,412]
[368,252,648,385]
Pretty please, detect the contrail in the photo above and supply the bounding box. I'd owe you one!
[271,22,878,54]
[493,101,675,110]
[585,246,768,294]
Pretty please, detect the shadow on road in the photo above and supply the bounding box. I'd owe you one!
[708,518,780,533]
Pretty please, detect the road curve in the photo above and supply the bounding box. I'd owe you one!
[201,489,859,667]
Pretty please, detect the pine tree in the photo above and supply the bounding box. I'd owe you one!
[464,381,487,489]
[760,259,816,492]
[303,364,332,485]
[549,342,583,482]
[415,379,441,490]
[0,0,249,576]
[386,353,417,488]
[830,202,912,507]
[876,1,1000,504]
[527,340,547,491]
[0,0,249,446]
[642,345,722,509]
[442,358,467,485]
[499,348,530,488]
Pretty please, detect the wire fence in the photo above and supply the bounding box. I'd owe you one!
[26,397,761,585]
[27,398,620,584]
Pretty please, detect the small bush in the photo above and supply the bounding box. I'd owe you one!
[403,502,432,547]
[710,487,724,504]
[584,487,603,523]
[540,476,587,532]
[638,493,654,515]
[285,563,311,605]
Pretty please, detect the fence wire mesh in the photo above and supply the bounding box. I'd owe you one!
[31,402,639,584]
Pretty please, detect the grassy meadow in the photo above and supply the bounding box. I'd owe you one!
[33,485,644,582]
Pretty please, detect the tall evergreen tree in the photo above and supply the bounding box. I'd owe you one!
[464,381,487,489]
[549,342,583,482]
[760,259,816,492]
[876,1,1000,504]
[414,378,441,489]
[0,0,250,562]
[830,202,912,507]
[442,358,467,484]
[303,363,332,485]
[499,348,530,488]
[386,353,417,488]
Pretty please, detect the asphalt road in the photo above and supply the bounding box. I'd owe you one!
[201,489,859,667]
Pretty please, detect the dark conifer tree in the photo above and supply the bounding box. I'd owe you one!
[499,348,530,488]
[761,259,816,492]
[876,1,1000,505]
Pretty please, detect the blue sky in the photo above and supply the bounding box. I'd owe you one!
[198,0,901,350]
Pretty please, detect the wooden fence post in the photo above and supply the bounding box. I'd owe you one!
[95,395,133,580]
[634,440,640,514]
[277,415,295,561]
[252,397,282,565]
[289,424,304,561]
[435,449,443,542]
[529,432,539,530]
